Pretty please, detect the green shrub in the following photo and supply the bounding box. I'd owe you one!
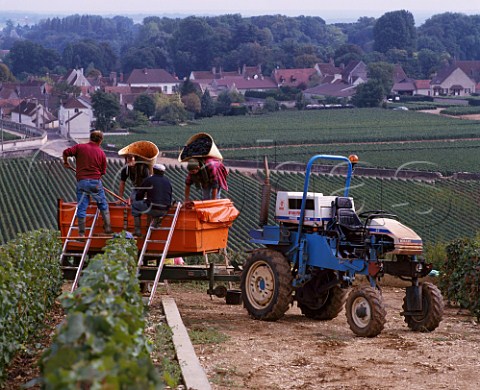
[0,230,62,384]
[424,241,447,270]
[439,238,480,319]
[440,106,480,115]
[40,235,162,389]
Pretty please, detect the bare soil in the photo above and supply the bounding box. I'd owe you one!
[3,303,64,390]
[155,279,480,390]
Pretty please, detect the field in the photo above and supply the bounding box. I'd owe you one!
[1,158,479,247]
[221,139,480,175]
[105,108,480,147]
[104,109,480,174]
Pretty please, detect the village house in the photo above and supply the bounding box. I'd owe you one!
[10,99,57,129]
[58,96,94,139]
[303,60,368,100]
[430,61,480,96]
[118,68,180,94]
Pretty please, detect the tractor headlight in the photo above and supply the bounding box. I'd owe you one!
[415,263,423,272]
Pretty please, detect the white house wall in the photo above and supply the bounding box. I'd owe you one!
[438,68,475,96]
[58,107,91,139]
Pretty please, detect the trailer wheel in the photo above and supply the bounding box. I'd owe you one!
[241,249,293,321]
[345,286,386,337]
[296,271,347,320]
[403,282,444,332]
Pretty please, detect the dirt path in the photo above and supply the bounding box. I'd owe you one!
[156,282,480,390]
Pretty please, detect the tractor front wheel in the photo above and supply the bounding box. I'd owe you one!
[403,282,444,332]
[241,249,293,321]
[345,286,386,337]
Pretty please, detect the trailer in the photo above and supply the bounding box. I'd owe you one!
[58,198,242,304]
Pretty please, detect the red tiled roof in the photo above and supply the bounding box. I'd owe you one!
[415,79,431,89]
[272,68,317,86]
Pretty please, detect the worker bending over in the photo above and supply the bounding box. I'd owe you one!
[184,157,228,202]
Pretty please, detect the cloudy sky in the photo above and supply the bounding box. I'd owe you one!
[2,0,478,23]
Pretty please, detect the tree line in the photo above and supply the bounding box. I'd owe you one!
[1,11,480,81]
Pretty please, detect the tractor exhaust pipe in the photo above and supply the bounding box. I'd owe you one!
[259,156,271,226]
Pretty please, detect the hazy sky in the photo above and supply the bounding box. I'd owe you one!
[2,0,479,23]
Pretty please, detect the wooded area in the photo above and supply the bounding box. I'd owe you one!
[1,11,479,80]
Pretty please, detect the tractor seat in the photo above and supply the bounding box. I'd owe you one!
[333,197,364,243]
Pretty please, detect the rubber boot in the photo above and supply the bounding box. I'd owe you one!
[77,217,86,238]
[101,210,113,234]
[134,216,142,237]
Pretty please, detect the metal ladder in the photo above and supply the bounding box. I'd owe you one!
[137,202,182,305]
[60,208,100,292]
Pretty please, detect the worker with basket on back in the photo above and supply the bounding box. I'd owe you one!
[179,132,229,202]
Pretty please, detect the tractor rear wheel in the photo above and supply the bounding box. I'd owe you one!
[241,249,293,321]
[345,286,386,337]
[296,271,347,320]
[402,282,444,332]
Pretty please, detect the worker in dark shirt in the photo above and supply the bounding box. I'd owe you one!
[62,130,112,237]
[118,154,151,204]
[131,163,172,236]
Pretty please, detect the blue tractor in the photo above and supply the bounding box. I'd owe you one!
[240,154,444,337]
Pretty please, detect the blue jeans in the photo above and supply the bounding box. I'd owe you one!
[202,187,222,200]
[76,179,108,218]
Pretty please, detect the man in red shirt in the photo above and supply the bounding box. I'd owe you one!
[63,130,112,237]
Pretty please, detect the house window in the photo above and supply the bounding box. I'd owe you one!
[163,86,168,93]
[75,108,79,113]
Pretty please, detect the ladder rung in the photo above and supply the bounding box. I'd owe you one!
[65,237,85,242]
[147,239,167,244]
[63,251,84,256]
[144,252,165,257]
[61,266,80,270]
[151,227,170,231]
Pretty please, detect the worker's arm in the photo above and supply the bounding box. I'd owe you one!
[119,180,126,198]
[184,184,191,202]
[118,180,130,204]
[62,145,77,169]
[62,152,71,169]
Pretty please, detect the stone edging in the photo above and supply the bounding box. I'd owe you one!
[162,297,211,390]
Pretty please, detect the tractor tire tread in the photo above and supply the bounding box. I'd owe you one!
[403,282,444,332]
[299,286,347,320]
[241,248,293,321]
[346,286,386,337]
